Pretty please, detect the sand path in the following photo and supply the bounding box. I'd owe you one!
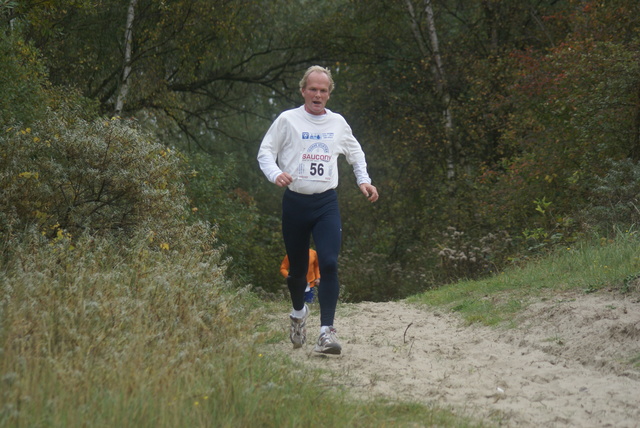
[270,292,640,427]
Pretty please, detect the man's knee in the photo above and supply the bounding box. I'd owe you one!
[319,259,338,277]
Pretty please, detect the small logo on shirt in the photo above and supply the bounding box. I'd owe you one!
[307,142,330,153]
[302,132,334,140]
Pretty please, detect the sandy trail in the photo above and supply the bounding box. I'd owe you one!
[269,292,640,427]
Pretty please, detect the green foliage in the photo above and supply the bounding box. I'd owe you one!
[470,38,640,250]
[5,0,640,303]
[15,0,325,145]
[0,114,190,246]
[186,153,285,292]
[0,33,49,127]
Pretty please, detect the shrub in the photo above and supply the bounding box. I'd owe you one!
[339,249,433,302]
[1,114,190,247]
[433,227,513,281]
[0,225,247,426]
[584,158,640,234]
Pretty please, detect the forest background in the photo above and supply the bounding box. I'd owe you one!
[2,0,640,302]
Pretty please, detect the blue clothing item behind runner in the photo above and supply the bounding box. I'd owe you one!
[282,189,341,327]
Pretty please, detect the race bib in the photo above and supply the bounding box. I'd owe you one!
[297,140,334,182]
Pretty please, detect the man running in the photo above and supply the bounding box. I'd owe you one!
[258,65,379,354]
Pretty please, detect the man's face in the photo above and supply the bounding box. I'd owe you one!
[301,71,331,115]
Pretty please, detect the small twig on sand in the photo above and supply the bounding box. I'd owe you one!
[403,322,413,344]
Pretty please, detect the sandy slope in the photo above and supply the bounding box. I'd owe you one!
[269,292,640,427]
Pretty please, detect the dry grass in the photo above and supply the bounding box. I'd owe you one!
[1,229,474,427]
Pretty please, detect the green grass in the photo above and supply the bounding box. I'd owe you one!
[0,231,482,428]
[408,232,640,326]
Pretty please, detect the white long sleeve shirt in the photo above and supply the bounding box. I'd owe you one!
[257,106,371,195]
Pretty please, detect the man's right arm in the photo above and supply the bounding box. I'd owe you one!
[257,117,284,183]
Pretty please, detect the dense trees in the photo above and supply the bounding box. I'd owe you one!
[2,0,639,299]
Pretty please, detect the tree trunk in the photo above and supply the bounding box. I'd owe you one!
[114,0,137,116]
[633,79,640,161]
[481,0,499,54]
[404,0,429,58]
[422,0,459,182]
[404,0,460,182]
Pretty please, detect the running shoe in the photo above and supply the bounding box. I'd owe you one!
[289,304,309,348]
[314,326,342,355]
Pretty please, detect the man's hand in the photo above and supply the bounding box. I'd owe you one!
[275,172,293,187]
[359,183,379,202]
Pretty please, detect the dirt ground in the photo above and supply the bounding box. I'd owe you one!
[269,291,640,427]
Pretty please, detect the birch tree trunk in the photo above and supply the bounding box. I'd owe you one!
[114,0,137,116]
[404,0,460,182]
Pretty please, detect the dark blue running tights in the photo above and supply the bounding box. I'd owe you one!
[282,189,341,327]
